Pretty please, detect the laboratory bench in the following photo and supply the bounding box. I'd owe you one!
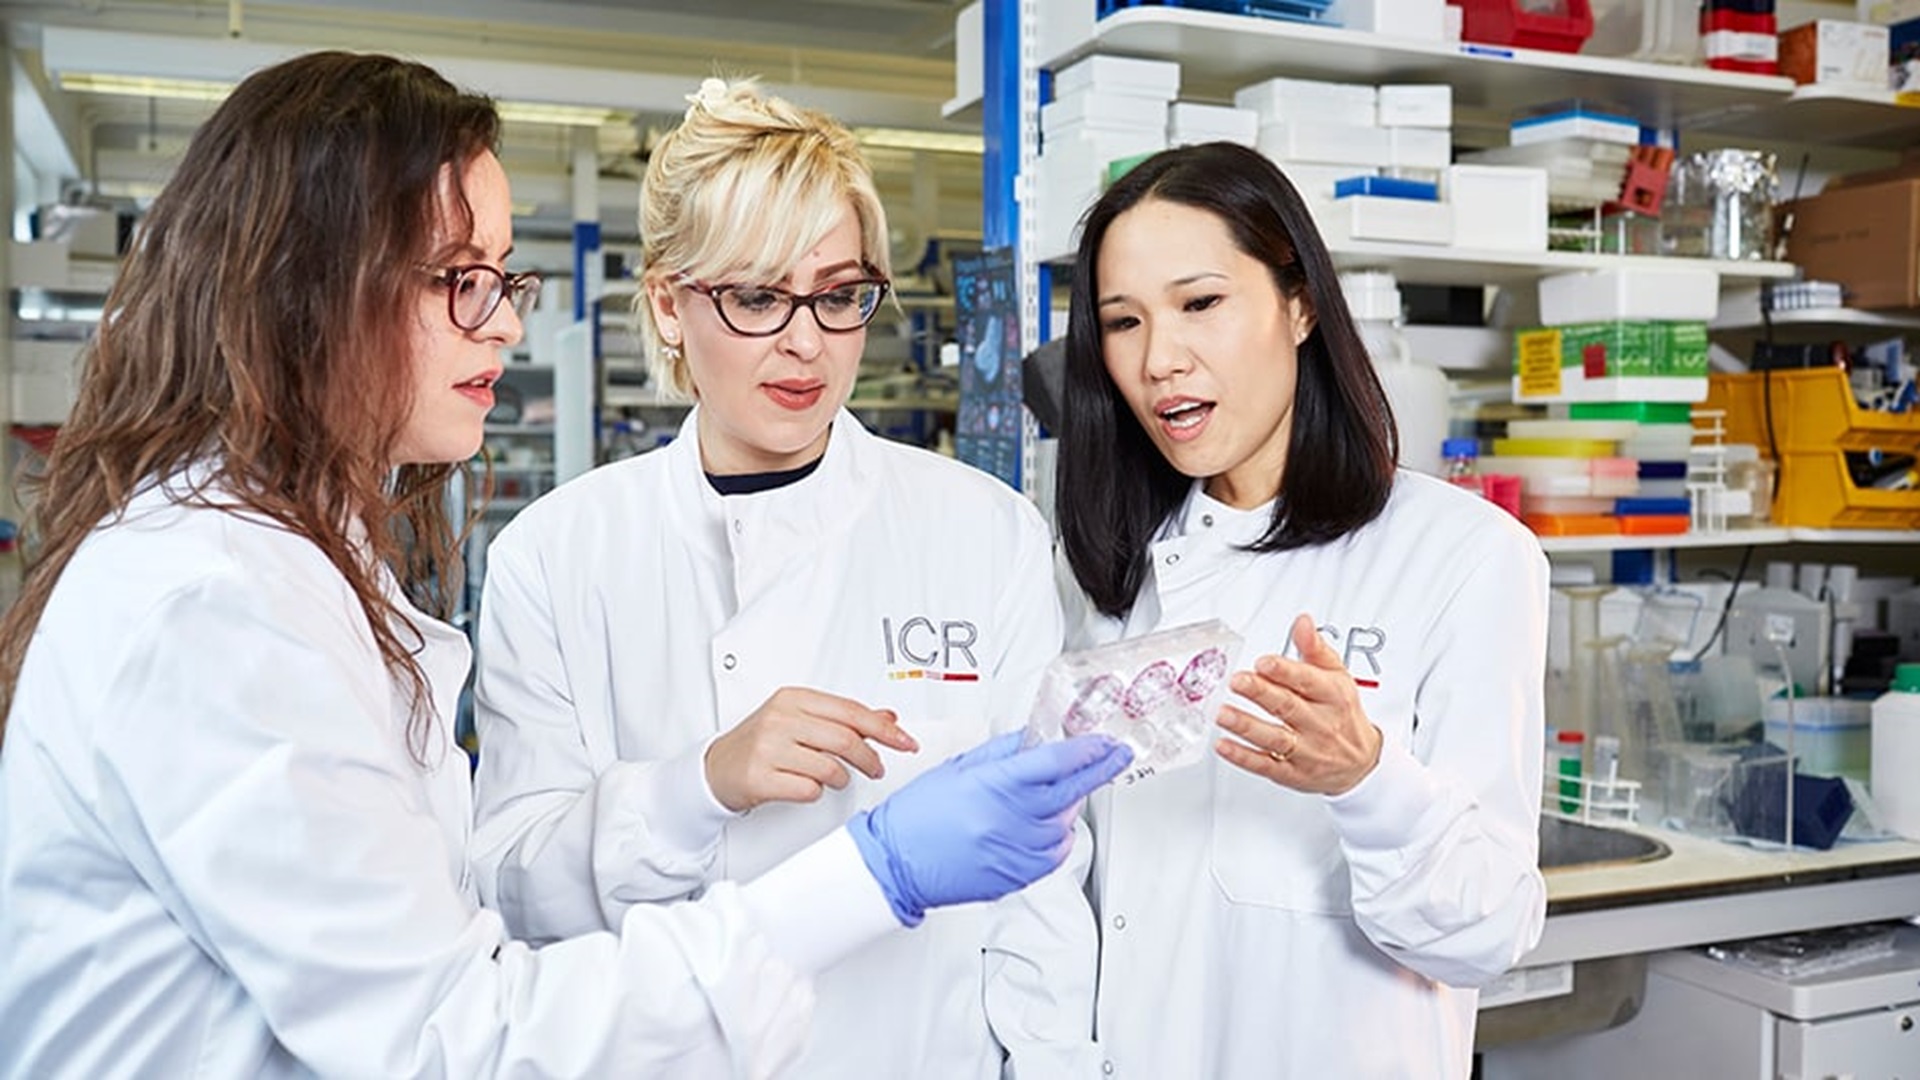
[1483,821,1920,1075]
[1527,820,1920,968]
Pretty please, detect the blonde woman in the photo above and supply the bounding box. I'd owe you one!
[0,55,1125,1078]
[469,79,1102,1077]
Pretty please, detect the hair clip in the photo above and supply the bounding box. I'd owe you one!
[688,77,728,112]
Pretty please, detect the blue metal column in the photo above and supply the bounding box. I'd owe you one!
[982,0,1018,254]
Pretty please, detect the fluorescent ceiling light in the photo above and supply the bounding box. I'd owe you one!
[854,127,984,155]
[57,71,629,128]
[495,101,631,127]
[58,72,230,101]
[43,26,949,131]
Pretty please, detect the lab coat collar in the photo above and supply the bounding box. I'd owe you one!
[662,407,881,566]
[1135,483,1277,637]
[1160,482,1278,550]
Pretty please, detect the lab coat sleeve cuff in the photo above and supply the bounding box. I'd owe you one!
[620,734,740,858]
[738,828,901,975]
[1324,739,1446,855]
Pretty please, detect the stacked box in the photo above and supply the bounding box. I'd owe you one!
[1778,18,1890,87]
[1237,76,1456,244]
[1037,54,1180,259]
[1167,102,1259,147]
[1703,0,1780,73]
[1511,321,1710,404]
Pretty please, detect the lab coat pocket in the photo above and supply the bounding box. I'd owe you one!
[1208,764,1353,915]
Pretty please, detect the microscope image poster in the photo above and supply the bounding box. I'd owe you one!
[954,247,1022,490]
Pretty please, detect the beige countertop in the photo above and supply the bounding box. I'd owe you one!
[1521,818,1920,967]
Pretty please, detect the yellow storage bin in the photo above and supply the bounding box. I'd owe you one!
[1705,368,1920,530]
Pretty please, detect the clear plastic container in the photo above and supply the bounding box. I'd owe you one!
[1024,619,1245,786]
[1704,921,1901,979]
[1725,447,1775,527]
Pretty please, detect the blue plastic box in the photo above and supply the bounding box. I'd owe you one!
[1334,175,1440,201]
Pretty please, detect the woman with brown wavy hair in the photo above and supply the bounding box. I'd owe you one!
[0,51,1126,1078]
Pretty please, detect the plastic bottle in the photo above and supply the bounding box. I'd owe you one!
[1442,437,1484,496]
[1556,730,1586,814]
[1340,269,1450,478]
[1870,662,1920,841]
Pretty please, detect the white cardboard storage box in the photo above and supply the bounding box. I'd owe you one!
[1256,121,1393,168]
[1538,266,1722,324]
[1313,194,1453,245]
[1377,84,1453,128]
[1041,91,1171,136]
[1052,54,1181,101]
[1444,164,1548,252]
[1234,77,1377,126]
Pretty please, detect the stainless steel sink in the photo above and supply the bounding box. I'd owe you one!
[1477,818,1676,1052]
[1538,815,1671,872]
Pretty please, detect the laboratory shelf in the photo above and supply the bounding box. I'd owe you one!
[1046,5,1794,127]
[601,386,691,409]
[1537,528,1789,553]
[1711,306,1920,332]
[893,293,957,311]
[942,93,981,122]
[1323,245,1795,290]
[1777,526,1920,544]
[1537,525,1920,553]
[1690,84,1920,152]
[1038,238,1796,288]
[845,396,960,413]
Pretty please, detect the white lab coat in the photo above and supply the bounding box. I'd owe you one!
[1070,473,1549,1079]
[0,469,901,1079]
[470,410,1094,1079]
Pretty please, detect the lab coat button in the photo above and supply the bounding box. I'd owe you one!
[1102,1061,1115,1075]
[722,653,738,671]
[1201,513,1214,527]
[1112,914,1126,930]
[732,519,744,535]
[1164,553,1179,566]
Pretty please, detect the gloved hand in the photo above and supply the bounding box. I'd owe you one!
[846,731,1132,926]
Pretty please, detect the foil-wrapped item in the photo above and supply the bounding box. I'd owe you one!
[1665,149,1779,261]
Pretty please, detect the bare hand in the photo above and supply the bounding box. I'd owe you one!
[706,687,920,812]
[1214,613,1384,796]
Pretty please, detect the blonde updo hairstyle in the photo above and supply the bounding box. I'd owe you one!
[639,77,892,397]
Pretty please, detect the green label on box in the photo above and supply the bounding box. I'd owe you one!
[1663,322,1709,378]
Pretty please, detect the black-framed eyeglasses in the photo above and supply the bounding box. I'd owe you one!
[679,276,891,337]
[423,264,542,331]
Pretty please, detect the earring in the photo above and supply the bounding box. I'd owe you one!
[662,342,683,363]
